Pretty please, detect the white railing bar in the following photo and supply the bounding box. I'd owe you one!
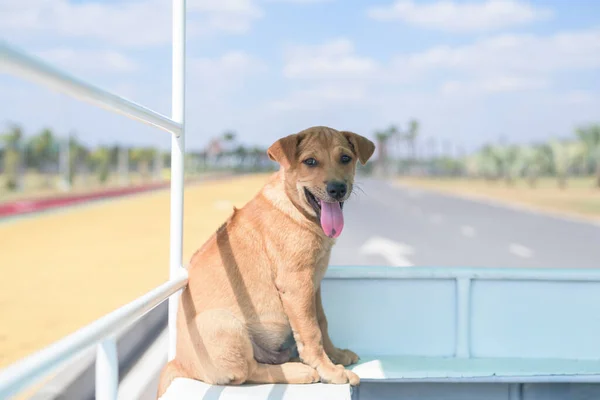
[0,41,182,137]
[95,339,118,400]
[168,0,186,361]
[0,271,188,399]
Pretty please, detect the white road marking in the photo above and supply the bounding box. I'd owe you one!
[429,214,443,224]
[509,243,534,258]
[461,225,476,237]
[360,236,415,267]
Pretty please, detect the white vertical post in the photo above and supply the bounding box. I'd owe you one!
[95,339,118,400]
[168,0,186,361]
[455,278,472,358]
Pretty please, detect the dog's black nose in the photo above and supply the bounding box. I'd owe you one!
[326,181,347,200]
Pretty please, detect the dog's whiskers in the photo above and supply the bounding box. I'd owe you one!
[350,183,366,198]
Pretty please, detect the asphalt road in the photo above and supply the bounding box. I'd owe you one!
[330,179,600,269]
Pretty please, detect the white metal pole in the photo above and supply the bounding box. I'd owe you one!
[168,0,186,361]
[95,339,118,400]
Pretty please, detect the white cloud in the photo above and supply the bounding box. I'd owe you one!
[482,76,548,92]
[276,28,600,113]
[283,30,600,87]
[188,51,267,92]
[441,76,548,95]
[395,29,600,74]
[269,84,369,111]
[264,0,333,3]
[282,38,380,80]
[563,90,596,105]
[368,0,553,33]
[0,0,263,48]
[35,48,139,74]
[275,39,382,111]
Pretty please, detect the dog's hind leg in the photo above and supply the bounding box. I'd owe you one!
[156,360,186,399]
[181,309,259,385]
[247,362,320,384]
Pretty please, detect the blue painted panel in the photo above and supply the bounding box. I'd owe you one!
[154,266,600,400]
[322,279,456,357]
[354,383,600,400]
[471,280,600,359]
[350,356,600,381]
[355,382,509,400]
[522,383,600,400]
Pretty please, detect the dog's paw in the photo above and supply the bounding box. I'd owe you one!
[318,364,360,386]
[327,347,359,366]
[344,368,360,386]
[300,366,321,384]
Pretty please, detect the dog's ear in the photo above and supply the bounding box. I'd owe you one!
[342,131,376,165]
[267,133,299,169]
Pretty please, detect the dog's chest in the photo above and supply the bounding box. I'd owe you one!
[312,245,332,288]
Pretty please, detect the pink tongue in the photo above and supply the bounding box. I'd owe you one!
[319,201,344,238]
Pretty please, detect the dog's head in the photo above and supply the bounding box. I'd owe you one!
[267,126,375,238]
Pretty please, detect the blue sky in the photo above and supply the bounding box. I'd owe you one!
[1,0,599,154]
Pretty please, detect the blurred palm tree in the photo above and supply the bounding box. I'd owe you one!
[90,146,111,183]
[548,139,585,189]
[234,145,248,168]
[153,150,164,181]
[249,146,266,171]
[384,124,400,160]
[68,135,89,185]
[130,148,156,180]
[495,145,523,185]
[1,124,24,191]
[576,124,600,188]
[222,130,236,142]
[28,128,58,188]
[477,145,502,180]
[521,144,551,188]
[404,119,419,162]
[375,129,392,175]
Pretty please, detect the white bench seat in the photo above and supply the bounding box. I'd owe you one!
[159,379,352,400]
[159,355,600,399]
[350,355,600,383]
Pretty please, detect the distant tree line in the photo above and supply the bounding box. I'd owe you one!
[370,120,600,189]
[0,124,275,193]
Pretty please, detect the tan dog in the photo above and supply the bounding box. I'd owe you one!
[157,126,375,397]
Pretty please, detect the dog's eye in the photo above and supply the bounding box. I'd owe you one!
[303,158,318,167]
[340,155,352,164]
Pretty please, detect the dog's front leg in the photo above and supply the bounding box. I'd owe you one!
[316,287,359,366]
[276,271,359,385]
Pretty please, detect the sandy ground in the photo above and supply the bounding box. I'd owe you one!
[398,177,600,223]
[0,173,271,371]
